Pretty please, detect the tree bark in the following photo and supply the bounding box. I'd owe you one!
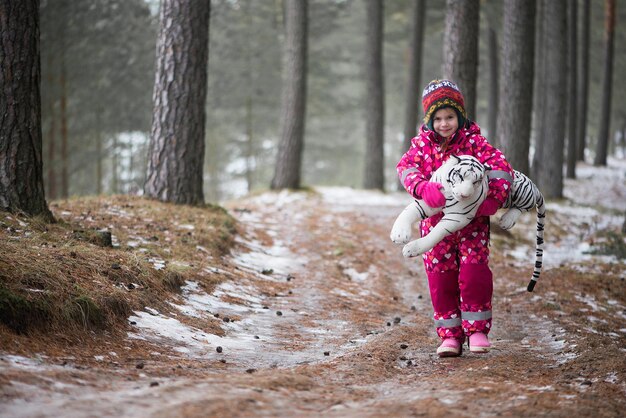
[144,0,210,204]
[46,55,57,200]
[533,0,566,199]
[576,0,590,161]
[497,0,535,175]
[363,0,385,190]
[487,25,499,144]
[60,40,68,199]
[0,0,53,220]
[271,0,308,190]
[245,1,254,193]
[96,111,102,195]
[443,0,480,119]
[594,0,615,166]
[532,0,546,163]
[402,0,426,153]
[565,0,577,178]
[111,135,118,194]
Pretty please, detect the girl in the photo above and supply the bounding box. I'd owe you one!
[397,79,514,357]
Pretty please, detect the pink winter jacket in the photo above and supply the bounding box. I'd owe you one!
[397,122,513,206]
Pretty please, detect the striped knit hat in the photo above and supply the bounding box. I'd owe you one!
[422,79,467,131]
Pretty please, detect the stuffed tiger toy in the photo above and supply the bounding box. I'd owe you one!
[390,154,545,292]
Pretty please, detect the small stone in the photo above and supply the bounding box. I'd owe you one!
[220,359,226,363]
[411,305,416,311]
[246,368,257,374]
[261,268,274,275]
[581,380,592,386]
[400,344,408,349]
[263,306,269,310]
[324,351,330,356]
[393,317,401,324]
[136,362,145,369]
[127,283,135,290]
[276,311,283,316]
[386,322,391,326]
[70,251,77,258]
[254,335,260,339]
[406,360,413,366]
[111,263,121,270]
[393,296,398,301]
[214,313,220,318]
[150,381,159,387]
[286,274,295,281]
[216,346,223,353]
[223,317,230,323]
[417,295,423,299]
[129,321,137,325]
[400,356,407,361]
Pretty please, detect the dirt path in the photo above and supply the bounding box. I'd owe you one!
[1,189,625,417]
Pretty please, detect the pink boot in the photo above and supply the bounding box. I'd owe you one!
[437,338,462,357]
[469,332,491,353]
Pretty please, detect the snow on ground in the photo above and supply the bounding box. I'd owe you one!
[127,233,310,366]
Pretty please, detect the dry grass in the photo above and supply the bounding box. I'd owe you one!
[0,195,237,338]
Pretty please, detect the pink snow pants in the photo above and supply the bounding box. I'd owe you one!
[421,214,493,342]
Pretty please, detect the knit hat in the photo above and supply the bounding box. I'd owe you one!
[422,79,467,131]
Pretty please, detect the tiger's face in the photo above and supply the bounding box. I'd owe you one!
[445,156,486,201]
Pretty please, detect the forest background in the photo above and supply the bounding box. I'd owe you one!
[39,0,626,203]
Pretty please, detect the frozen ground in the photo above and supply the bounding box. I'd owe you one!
[1,158,625,417]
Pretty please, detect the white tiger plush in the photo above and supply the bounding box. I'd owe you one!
[390,155,545,292]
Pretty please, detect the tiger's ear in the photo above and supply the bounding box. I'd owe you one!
[448,155,461,165]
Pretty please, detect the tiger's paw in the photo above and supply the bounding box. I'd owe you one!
[390,222,412,244]
[402,240,426,258]
[499,208,522,230]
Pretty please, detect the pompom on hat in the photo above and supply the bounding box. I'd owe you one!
[422,79,467,131]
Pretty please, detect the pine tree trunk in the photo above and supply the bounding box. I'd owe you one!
[271,0,308,190]
[532,0,545,165]
[487,25,499,143]
[96,111,102,195]
[60,46,69,199]
[144,0,210,204]
[534,0,567,199]
[46,55,57,201]
[443,0,480,119]
[565,0,577,178]
[498,0,535,176]
[576,0,590,161]
[594,0,615,166]
[532,0,548,177]
[0,0,53,220]
[245,1,254,194]
[402,0,426,153]
[363,0,385,190]
[111,135,118,194]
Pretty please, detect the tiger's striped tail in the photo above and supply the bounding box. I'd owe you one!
[527,193,545,292]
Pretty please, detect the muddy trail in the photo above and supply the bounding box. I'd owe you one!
[1,186,625,417]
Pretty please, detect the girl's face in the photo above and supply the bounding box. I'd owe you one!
[432,107,459,139]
